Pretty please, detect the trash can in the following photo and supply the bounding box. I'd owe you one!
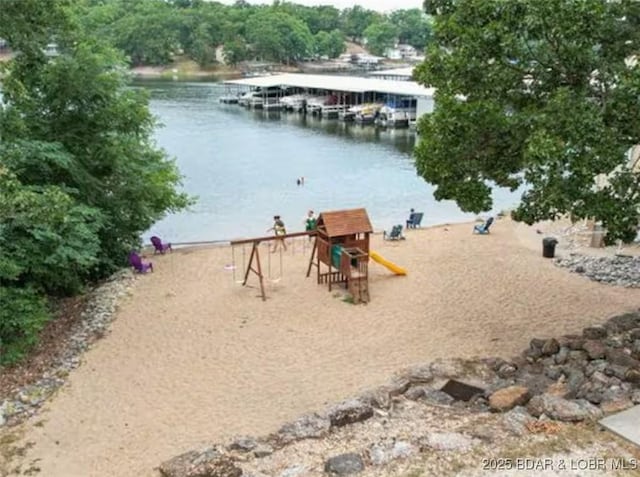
[590,224,605,248]
[542,237,558,258]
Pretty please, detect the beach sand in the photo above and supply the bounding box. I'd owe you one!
[8,218,640,477]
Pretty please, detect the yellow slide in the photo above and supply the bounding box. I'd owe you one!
[369,251,407,276]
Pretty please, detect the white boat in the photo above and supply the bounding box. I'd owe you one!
[263,98,283,111]
[353,103,383,124]
[219,94,239,104]
[305,96,329,115]
[280,94,308,112]
[238,91,258,107]
[375,99,417,128]
[247,95,264,109]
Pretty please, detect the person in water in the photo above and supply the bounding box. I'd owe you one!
[267,215,287,252]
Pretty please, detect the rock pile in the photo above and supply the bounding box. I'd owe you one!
[0,270,134,428]
[160,310,640,477]
[555,254,640,287]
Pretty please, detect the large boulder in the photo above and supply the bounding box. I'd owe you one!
[625,368,640,383]
[324,453,364,475]
[583,326,607,340]
[582,340,606,360]
[275,413,331,445]
[159,448,242,477]
[489,386,530,412]
[502,406,535,436]
[527,394,602,422]
[541,339,560,356]
[359,376,411,409]
[606,312,640,333]
[606,349,640,368]
[227,436,257,453]
[402,364,434,384]
[327,399,373,428]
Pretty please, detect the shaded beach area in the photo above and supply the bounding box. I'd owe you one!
[4,218,640,476]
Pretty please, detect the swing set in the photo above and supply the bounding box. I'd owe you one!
[229,209,375,303]
[230,231,313,301]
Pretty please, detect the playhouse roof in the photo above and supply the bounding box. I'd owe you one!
[317,208,373,237]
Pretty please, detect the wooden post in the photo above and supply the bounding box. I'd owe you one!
[242,242,267,301]
[306,239,317,278]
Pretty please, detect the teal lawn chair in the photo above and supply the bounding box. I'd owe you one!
[473,217,494,234]
[383,225,405,241]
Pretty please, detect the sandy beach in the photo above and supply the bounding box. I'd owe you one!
[6,218,640,477]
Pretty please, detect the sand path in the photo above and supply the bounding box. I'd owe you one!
[9,219,640,477]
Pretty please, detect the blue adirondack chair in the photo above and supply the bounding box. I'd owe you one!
[383,225,405,241]
[129,252,153,273]
[406,212,424,229]
[473,217,494,234]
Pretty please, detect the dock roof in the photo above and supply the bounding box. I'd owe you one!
[368,67,415,78]
[224,73,434,97]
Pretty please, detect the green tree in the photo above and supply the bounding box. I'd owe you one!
[340,6,379,42]
[246,10,314,63]
[415,0,640,243]
[0,0,191,362]
[282,4,341,35]
[0,169,102,363]
[188,23,218,67]
[109,0,179,66]
[307,6,341,34]
[314,30,346,59]
[390,9,432,50]
[223,37,249,65]
[363,21,397,56]
[176,3,227,67]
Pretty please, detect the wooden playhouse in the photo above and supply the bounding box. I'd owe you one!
[306,208,372,303]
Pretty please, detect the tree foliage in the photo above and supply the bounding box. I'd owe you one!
[314,30,346,59]
[246,10,315,63]
[390,8,432,50]
[363,21,398,56]
[59,1,435,67]
[340,6,380,42]
[415,0,640,243]
[0,0,191,363]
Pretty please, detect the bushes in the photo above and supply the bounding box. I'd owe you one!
[0,287,49,365]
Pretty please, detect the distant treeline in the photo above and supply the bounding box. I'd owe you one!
[75,0,433,66]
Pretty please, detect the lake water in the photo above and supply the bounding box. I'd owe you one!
[142,81,522,242]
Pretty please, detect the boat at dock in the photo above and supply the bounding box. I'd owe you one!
[219,94,239,104]
[354,103,383,124]
[375,98,417,128]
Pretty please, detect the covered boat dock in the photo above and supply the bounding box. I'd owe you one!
[222,73,435,125]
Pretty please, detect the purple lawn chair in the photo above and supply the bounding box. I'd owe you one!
[129,252,153,273]
[150,236,172,254]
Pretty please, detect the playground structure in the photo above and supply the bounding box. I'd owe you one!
[230,208,406,303]
[306,208,373,304]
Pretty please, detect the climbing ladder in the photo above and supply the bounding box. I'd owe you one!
[341,247,370,304]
